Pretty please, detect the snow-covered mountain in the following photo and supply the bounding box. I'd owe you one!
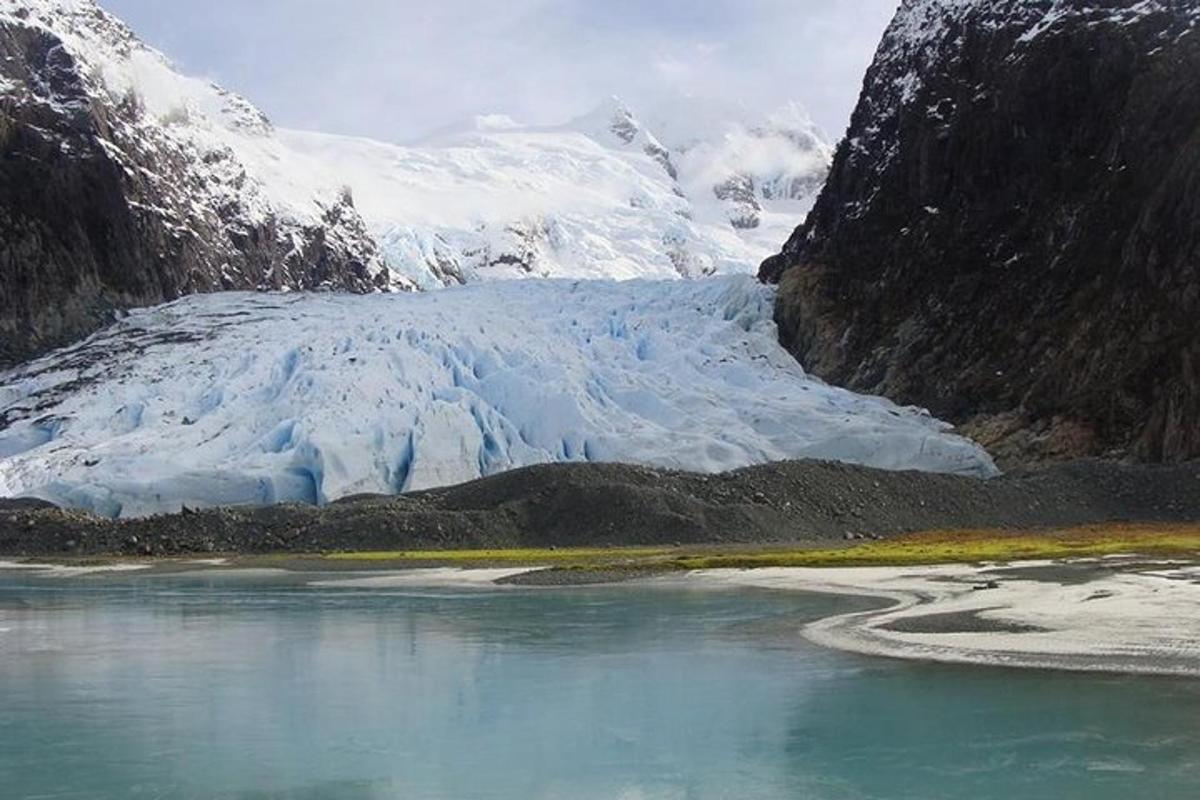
[1,0,832,366]
[0,0,389,270]
[280,105,748,289]
[278,97,831,289]
[0,277,996,517]
[0,0,392,366]
[666,101,832,251]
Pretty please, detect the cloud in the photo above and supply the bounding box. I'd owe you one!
[101,0,899,143]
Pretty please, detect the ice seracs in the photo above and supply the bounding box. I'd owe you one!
[0,277,997,518]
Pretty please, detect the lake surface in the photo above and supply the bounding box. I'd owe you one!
[1,570,1198,800]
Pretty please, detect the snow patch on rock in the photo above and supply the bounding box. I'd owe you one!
[0,0,394,290]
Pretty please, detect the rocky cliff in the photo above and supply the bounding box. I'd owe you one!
[762,0,1200,463]
[0,1,389,367]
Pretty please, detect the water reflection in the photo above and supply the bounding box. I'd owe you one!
[0,573,1197,800]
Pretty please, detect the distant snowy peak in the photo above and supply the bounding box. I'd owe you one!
[568,96,679,180]
[682,102,832,233]
[279,96,832,290]
[279,123,716,290]
[571,96,833,225]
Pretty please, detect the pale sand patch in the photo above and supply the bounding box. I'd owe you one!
[308,568,538,589]
[165,568,291,579]
[698,562,1200,676]
[0,560,152,576]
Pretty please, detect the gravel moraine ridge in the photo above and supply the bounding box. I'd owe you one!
[2,458,1199,557]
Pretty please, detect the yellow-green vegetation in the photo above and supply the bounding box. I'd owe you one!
[668,524,1200,570]
[324,524,1200,571]
[326,546,675,565]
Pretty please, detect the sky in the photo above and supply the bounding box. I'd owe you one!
[102,0,899,146]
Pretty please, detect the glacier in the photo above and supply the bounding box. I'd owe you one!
[0,277,997,518]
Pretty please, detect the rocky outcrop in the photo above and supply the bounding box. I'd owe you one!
[713,175,762,230]
[0,1,388,367]
[762,0,1200,464]
[609,113,678,181]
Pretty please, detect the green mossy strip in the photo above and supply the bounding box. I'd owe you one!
[667,527,1200,570]
[324,526,1200,572]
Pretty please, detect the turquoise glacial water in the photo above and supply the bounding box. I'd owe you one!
[1,571,1198,799]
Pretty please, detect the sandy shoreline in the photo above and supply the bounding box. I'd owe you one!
[694,561,1200,677]
[3,556,1199,677]
[290,558,1200,677]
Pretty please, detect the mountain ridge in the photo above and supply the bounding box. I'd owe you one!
[0,0,393,366]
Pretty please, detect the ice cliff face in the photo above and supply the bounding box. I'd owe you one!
[0,0,392,366]
[762,0,1200,463]
[0,276,996,517]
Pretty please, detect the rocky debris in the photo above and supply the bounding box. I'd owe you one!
[2,458,1199,557]
[879,610,1048,635]
[761,0,1200,464]
[0,497,56,511]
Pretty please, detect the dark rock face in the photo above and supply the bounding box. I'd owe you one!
[0,4,385,367]
[762,1,1200,463]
